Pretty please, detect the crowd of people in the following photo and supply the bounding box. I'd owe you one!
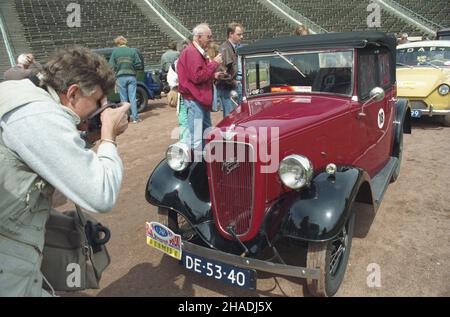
[169,22,245,152]
[158,22,256,154]
[1,21,311,157]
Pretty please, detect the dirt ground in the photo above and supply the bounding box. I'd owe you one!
[61,98,450,297]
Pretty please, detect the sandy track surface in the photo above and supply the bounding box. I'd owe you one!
[62,99,450,297]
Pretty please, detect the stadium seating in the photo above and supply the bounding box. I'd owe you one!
[0,32,11,81]
[5,0,446,77]
[14,0,173,67]
[282,0,426,36]
[159,0,294,43]
[395,0,450,27]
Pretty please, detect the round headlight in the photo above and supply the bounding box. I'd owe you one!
[438,84,449,96]
[278,155,313,189]
[166,142,191,172]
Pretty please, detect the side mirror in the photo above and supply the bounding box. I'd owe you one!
[230,90,239,107]
[369,87,385,102]
[359,87,385,117]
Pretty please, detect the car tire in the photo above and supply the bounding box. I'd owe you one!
[136,86,149,113]
[391,128,403,183]
[306,211,355,297]
[157,207,197,241]
[157,207,177,229]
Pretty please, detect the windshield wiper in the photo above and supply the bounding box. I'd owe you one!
[396,62,413,69]
[427,63,440,69]
[273,50,306,78]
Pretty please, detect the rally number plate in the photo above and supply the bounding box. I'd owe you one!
[146,222,182,260]
[181,251,256,290]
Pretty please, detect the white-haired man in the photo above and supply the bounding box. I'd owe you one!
[3,53,41,82]
[177,23,223,153]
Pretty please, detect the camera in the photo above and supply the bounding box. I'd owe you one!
[86,102,122,131]
[78,102,124,146]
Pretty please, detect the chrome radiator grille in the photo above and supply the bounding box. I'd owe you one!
[208,142,254,235]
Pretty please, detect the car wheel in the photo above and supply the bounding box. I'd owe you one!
[306,211,355,297]
[391,128,403,183]
[136,86,148,113]
[157,207,197,241]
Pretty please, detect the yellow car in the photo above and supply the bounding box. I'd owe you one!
[397,40,450,125]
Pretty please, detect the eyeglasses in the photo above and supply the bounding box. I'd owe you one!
[200,34,213,39]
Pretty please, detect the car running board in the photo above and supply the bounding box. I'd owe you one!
[371,157,399,210]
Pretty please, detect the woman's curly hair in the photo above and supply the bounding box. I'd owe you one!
[41,46,115,96]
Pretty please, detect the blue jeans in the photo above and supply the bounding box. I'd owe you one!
[217,88,236,118]
[212,84,219,112]
[178,96,189,143]
[236,81,243,104]
[117,75,139,121]
[185,99,211,152]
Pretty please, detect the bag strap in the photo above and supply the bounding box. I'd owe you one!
[74,204,88,226]
[74,204,102,281]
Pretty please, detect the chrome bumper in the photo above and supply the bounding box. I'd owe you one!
[182,240,321,280]
[415,106,450,116]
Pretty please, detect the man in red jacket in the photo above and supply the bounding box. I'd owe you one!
[178,23,223,154]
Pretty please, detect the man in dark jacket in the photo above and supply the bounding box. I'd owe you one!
[109,36,143,123]
[217,23,244,118]
[178,24,223,153]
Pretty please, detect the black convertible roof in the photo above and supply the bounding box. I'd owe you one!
[238,31,397,55]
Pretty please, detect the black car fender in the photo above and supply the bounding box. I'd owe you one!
[393,98,411,155]
[145,160,212,224]
[271,167,373,242]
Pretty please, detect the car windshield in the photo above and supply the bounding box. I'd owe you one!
[397,45,450,67]
[244,50,353,97]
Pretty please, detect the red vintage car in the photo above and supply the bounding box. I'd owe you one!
[145,31,411,296]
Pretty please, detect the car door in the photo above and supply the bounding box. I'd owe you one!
[352,47,394,177]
